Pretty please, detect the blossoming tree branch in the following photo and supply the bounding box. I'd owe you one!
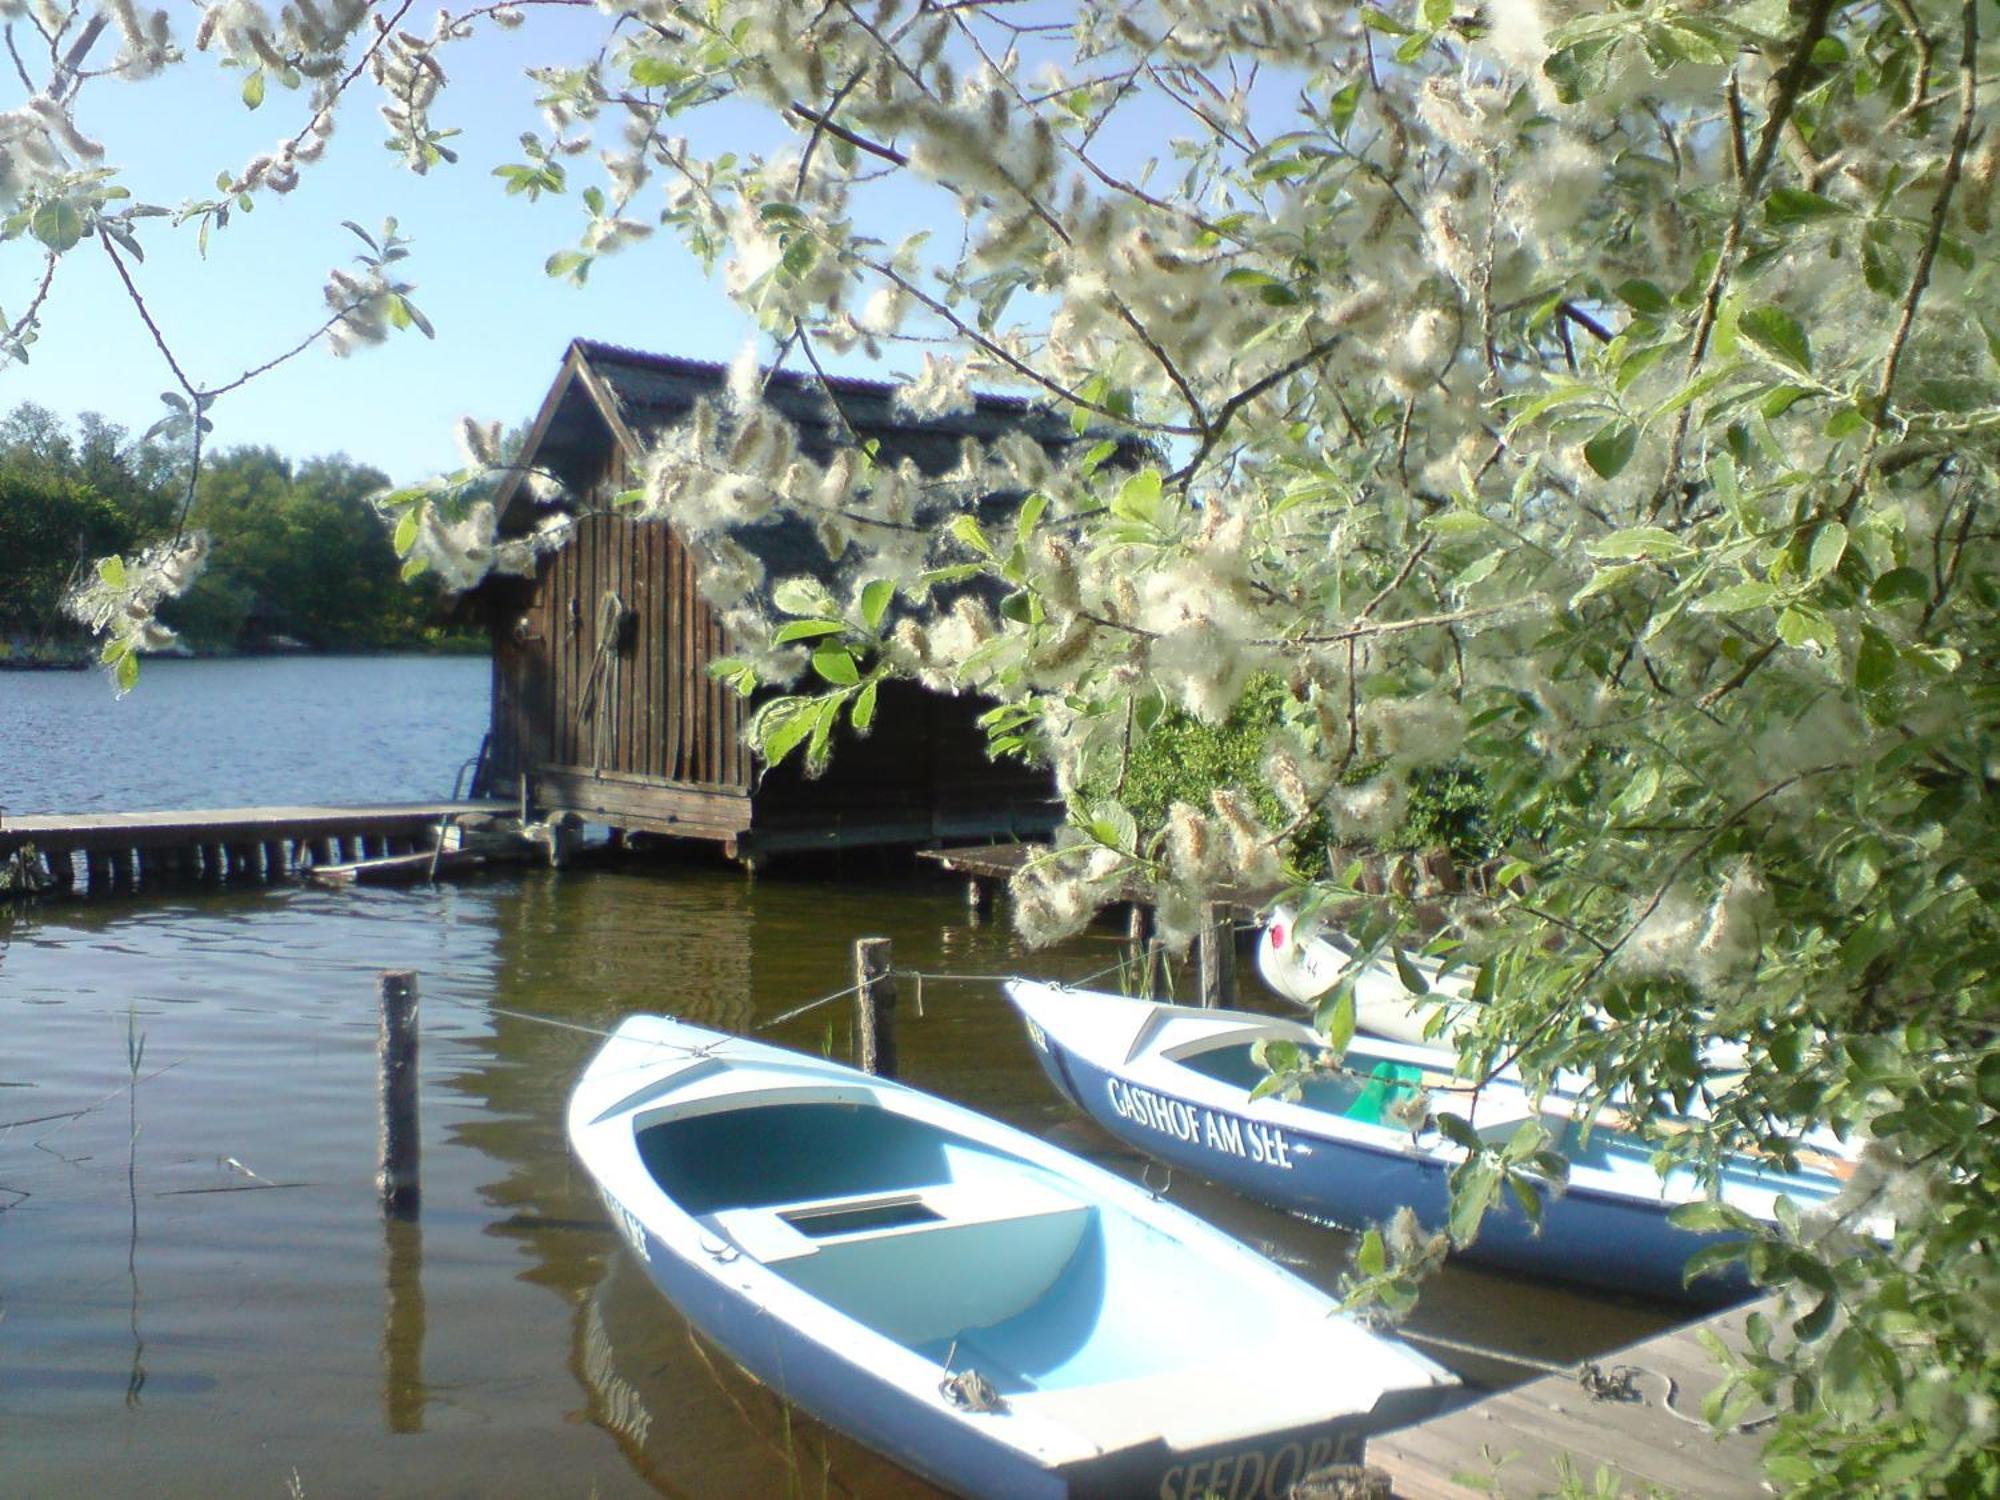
[7,0,1995,1490]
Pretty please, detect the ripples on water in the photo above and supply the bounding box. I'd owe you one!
[0,655,489,812]
[2,659,1672,1498]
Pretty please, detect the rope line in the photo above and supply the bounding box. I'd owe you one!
[1394,1326,1576,1376]
[453,957,1140,1047]
[754,979,869,1031]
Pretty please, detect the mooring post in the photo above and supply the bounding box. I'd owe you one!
[854,937,898,1079]
[377,971,421,1220]
[1127,905,1167,999]
[1196,903,1237,1008]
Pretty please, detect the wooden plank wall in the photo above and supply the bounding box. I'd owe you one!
[497,464,750,797]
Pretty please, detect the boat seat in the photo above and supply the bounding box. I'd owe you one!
[1007,1344,1386,1452]
[1347,1061,1424,1125]
[705,1178,1094,1348]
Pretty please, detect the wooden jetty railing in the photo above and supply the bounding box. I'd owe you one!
[0,801,511,897]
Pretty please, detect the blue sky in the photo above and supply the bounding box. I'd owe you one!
[1,14,803,481]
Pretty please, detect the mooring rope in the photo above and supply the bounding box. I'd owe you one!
[1394,1326,1575,1376]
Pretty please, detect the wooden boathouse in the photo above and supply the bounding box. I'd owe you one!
[472,340,1086,865]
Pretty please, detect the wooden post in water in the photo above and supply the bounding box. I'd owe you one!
[854,937,898,1079]
[377,971,421,1220]
[1196,903,1238,1008]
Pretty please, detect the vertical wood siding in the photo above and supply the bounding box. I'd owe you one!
[494,499,748,794]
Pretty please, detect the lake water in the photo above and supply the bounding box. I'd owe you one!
[1,657,1671,1498]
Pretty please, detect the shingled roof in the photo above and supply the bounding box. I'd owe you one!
[494,338,1085,532]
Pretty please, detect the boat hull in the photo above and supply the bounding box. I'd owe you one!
[1017,1001,1759,1306]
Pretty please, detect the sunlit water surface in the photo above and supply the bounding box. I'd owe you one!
[1,658,1671,1498]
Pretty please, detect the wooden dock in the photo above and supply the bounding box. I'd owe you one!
[1370,1298,1780,1499]
[0,801,511,896]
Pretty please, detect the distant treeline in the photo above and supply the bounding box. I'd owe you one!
[0,402,479,660]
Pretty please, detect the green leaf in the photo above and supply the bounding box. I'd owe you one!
[850,679,878,732]
[1759,384,1817,419]
[1358,6,1414,35]
[1112,468,1163,525]
[1583,421,1639,479]
[1688,581,1779,614]
[1793,1292,1838,1343]
[394,296,434,339]
[1870,567,1929,607]
[1433,1112,1481,1152]
[1777,606,1836,652]
[29,199,86,253]
[96,554,129,589]
[1615,279,1670,316]
[1356,1227,1386,1276]
[1391,945,1429,996]
[1741,305,1813,372]
[1447,550,1501,593]
[772,577,832,616]
[1765,187,1848,227]
[1807,521,1847,582]
[947,515,993,557]
[116,650,140,693]
[1668,1199,1757,1234]
[1425,510,1490,539]
[1614,761,1661,814]
[627,54,689,87]
[1570,561,1642,607]
[242,69,266,109]
[758,701,817,766]
[1821,1327,1882,1424]
[772,619,846,645]
[1448,1160,1498,1247]
[859,579,895,631]
[1505,1172,1543,1228]
[1586,527,1690,561]
[1320,986,1356,1055]
[1855,626,1898,693]
[1329,80,1362,137]
[812,645,860,686]
[392,509,420,556]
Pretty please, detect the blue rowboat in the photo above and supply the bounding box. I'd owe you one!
[568,1014,1455,1500]
[1005,983,1863,1306]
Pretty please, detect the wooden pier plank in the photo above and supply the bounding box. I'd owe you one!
[0,801,509,855]
[1371,1299,1779,1500]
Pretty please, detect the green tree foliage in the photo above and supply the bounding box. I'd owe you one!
[173,448,436,648]
[0,407,455,653]
[0,469,134,636]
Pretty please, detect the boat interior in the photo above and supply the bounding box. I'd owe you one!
[1174,1039,1434,1127]
[635,1098,1308,1395]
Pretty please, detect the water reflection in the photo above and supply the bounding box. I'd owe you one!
[575,1253,945,1500]
[126,1010,146,1410]
[381,1217,428,1433]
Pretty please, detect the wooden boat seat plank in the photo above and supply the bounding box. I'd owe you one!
[1008,1346,1387,1452]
